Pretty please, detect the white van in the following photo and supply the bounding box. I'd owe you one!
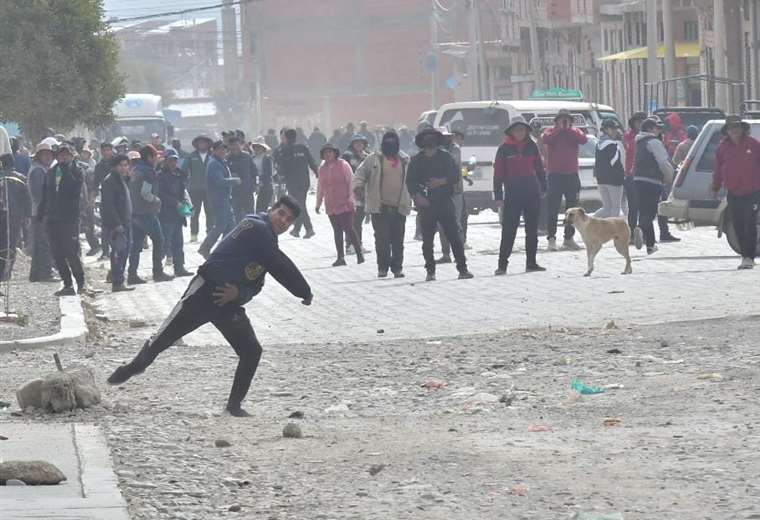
[434,100,621,213]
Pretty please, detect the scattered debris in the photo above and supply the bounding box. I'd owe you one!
[422,379,445,390]
[606,348,622,354]
[288,411,304,419]
[570,378,605,395]
[697,373,723,381]
[603,418,622,427]
[528,424,551,433]
[376,329,385,334]
[605,320,618,330]
[324,403,350,414]
[214,439,232,448]
[228,505,242,512]
[368,464,386,476]
[510,484,529,496]
[128,319,148,328]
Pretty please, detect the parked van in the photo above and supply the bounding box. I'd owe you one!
[434,100,620,213]
[659,118,760,254]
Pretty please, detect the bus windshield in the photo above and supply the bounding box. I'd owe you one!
[438,108,510,147]
[108,119,166,143]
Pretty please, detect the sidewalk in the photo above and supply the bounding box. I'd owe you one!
[0,423,128,519]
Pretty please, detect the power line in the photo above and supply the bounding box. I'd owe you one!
[106,0,255,24]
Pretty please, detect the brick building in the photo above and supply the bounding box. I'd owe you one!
[240,0,459,134]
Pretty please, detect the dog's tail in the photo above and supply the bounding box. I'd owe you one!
[633,227,644,250]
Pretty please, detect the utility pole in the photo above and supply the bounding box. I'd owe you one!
[528,1,542,92]
[663,0,677,105]
[221,0,237,96]
[646,0,658,111]
[430,0,438,109]
[467,0,480,100]
[714,0,728,111]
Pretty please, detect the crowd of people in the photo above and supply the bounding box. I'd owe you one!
[1,107,759,302]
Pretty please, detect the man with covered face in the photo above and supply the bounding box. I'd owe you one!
[406,128,474,281]
[353,132,412,278]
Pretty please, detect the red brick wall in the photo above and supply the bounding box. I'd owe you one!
[245,0,456,131]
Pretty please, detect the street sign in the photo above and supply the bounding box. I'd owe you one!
[529,88,584,101]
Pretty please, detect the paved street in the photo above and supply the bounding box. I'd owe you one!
[92,198,753,347]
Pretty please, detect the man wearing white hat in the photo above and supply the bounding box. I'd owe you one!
[28,141,57,281]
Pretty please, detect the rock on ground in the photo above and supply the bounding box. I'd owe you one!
[0,460,66,485]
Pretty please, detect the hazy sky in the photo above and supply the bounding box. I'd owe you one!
[104,0,221,23]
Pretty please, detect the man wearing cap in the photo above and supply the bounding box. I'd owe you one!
[342,134,370,252]
[713,115,760,269]
[27,141,56,282]
[252,137,274,213]
[158,149,193,278]
[493,117,547,275]
[227,136,257,224]
[542,109,587,251]
[436,127,467,264]
[273,128,318,238]
[101,154,135,292]
[624,112,647,241]
[406,127,473,281]
[0,136,32,282]
[37,143,86,296]
[127,145,174,284]
[187,135,214,242]
[632,117,674,255]
[199,141,241,259]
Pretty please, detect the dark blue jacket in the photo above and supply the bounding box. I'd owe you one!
[198,213,312,304]
[206,156,235,213]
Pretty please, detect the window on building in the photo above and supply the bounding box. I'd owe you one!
[684,20,698,41]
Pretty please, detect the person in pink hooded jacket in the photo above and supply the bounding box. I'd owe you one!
[316,143,364,266]
[663,112,687,159]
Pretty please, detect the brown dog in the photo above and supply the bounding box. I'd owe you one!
[565,207,632,276]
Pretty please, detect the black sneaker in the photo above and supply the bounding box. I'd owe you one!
[526,263,546,272]
[659,234,681,243]
[174,269,194,277]
[393,271,405,279]
[378,270,388,278]
[425,271,436,282]
[332,258,347,267]
[153,271,175,282]
[458,270,474,280]
[225,405,252,418]
[303,230,316,239]
[357,252,365,264]
[54,286,76,297]
[290,229,300,238]
[107,362,143,385]
[435,255,452,264]
[494,265,508,276]
[112,285,135,293]
[127,275,147,285]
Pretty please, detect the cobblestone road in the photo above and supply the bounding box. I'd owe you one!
[90,199,754,346]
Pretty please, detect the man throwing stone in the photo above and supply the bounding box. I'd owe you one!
[108,195,313,417]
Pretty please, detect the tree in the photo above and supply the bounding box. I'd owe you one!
[0,0,124,143]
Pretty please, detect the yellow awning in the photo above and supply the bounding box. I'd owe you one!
[598,41,701,62]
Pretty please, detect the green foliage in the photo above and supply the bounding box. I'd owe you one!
[0,0,125,141]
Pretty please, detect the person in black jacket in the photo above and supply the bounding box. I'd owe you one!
[227,136,257,223]
[37,143,86,296]
[107,195,313,418]
[101,155,134,292]
[406,128,473,281]
[273,128,318,238]
[593,119,626,218]
[158,149,193,278]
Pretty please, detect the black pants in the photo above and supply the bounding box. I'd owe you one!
[658,184,671,236]
[287,183,313,234]
[129,275,263,409]
[420,197,467,273]
[634,181,662,248]
[371,206,406,274]
[546,172,580,240]
[189,189,213,236]
[350,206,366,245]
[47,220,84,288]
[81,203,99,251]
[624,176,638,236]
[256,182,273,213]
[499,178,540,267]
[232,194,254,224]
[728,191,760,259]
[29,218,54,281]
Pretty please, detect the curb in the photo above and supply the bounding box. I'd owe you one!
[0,295,88,353]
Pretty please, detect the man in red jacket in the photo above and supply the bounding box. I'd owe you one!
[542,109,587,251]
[713,115,760,270]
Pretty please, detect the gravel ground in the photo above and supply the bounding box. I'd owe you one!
[1,312,759,519]
[0,253,60,341]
